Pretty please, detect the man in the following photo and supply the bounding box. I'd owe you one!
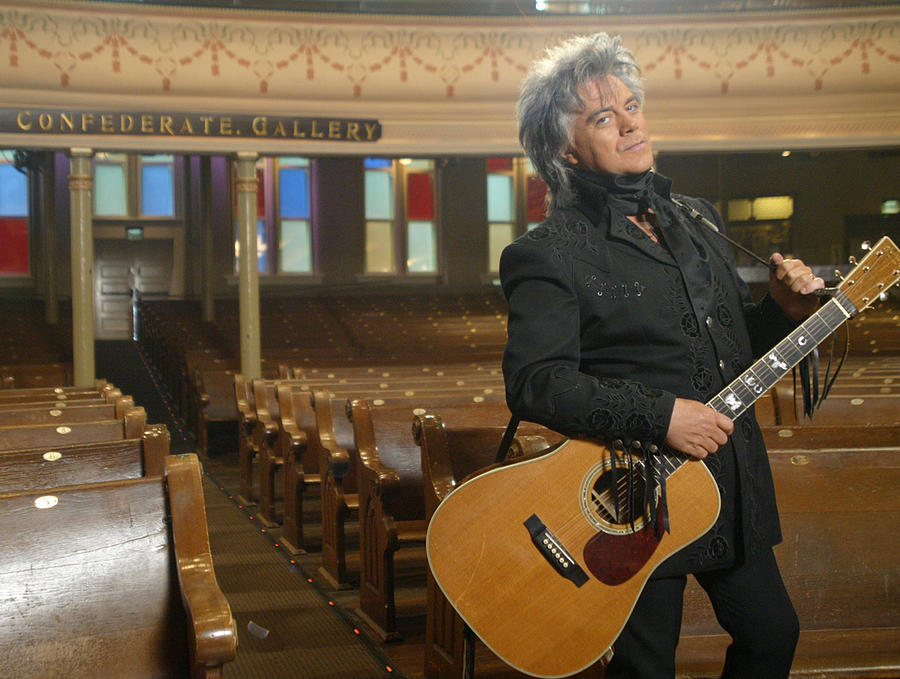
[501,33,822,678]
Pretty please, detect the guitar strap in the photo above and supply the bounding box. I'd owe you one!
[796,350,820,419]
[670,194,848,420]
[496,415,521,463]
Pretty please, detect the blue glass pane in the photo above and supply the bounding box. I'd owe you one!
[0,164,28,216]
[94,164,127,216]
[258,218,268,273]
[365,171,393,220]
[141,164,174,216]
[487,174,514,222]
[279,167,309,218]
[364,157,392,169]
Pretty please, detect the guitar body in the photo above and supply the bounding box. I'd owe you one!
[426,438,720,678]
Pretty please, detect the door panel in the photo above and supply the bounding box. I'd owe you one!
[94,238,174,339]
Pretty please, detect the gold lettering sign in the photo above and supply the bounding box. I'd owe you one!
[1,109,382,142]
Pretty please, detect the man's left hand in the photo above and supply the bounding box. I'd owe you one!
[769,252,824,321]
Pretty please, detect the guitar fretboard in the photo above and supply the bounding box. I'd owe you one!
[659,291,857,478]
[708,292,856,420]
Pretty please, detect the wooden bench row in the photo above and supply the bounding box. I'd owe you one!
[230,367,522,636]
[229,343,899,647]
[0,299,72,370]
[417,410,900,679]
[135,293,510,454]
[0,453,237,679]
[0,381,237,679]
[234,367,899,677]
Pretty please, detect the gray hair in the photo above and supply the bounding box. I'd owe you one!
[518,33,644,211]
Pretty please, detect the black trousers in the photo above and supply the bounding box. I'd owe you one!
[604,547,799,679]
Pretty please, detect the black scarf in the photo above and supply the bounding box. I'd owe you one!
[570,167,672,221]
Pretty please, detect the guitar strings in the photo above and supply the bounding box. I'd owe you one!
[549,444,687,550]
[549,451,656,545]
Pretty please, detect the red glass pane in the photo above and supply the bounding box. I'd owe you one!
[526,176,548,223]
[257,168,266,218]
[487,157,513,172]
[406,172,434,221]
[0,218,29,273]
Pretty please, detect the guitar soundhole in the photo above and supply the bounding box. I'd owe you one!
[582,456,653,533]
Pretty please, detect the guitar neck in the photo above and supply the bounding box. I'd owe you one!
[707,292,856,420]
[657,291,857,479]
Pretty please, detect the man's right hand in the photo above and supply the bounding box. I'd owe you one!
[665,397,733,459]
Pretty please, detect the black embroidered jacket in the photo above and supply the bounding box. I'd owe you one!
[500,179,797,575]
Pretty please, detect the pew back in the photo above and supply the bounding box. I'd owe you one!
[0,454,236,679]
[0,424,170,493]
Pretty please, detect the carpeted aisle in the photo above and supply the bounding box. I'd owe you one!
[95,339,195,453]
[203,475,400,679]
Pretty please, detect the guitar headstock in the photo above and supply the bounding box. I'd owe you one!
[837,236,900,313]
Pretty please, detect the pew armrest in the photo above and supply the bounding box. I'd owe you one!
[326,443,352,479]
[142,424,171,477]
[166,454,238,673]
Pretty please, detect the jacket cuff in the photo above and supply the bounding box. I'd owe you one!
[585,381,677,447]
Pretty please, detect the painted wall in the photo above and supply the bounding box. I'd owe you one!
[0,1,897,154]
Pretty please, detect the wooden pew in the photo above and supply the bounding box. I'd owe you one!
[196,367,240,457]
[250,377,284,522]
[762,423,899,450]
[0,453,237,679]
[193,359,280,457]
[0,423,170,492]
[414,407,566,679]
[0,406,147,451]
[347,398,549,641]
[306,390,361,587]
[349,397,445,640]
[275,384,322,556]
[234,372,259,504]
[756,361,900,427]
[279,384,508,586]
[0,361,72,388]
[0,382,116,407]
[0,395,134,427]
[676,442,900,678]
[417,415,899,679]
[183,353,237,430]
[246,373,506,526]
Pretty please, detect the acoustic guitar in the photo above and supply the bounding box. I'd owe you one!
[426,236,900,678]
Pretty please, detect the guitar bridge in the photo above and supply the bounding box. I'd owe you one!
[524,514,589,587]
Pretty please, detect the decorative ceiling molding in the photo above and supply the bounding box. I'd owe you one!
[0,0,897,153]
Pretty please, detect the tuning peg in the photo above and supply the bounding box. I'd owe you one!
[860,240,872,251]
[848,255,858,266]
[834,269,844,281]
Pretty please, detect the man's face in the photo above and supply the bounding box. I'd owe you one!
[562,76,654,176]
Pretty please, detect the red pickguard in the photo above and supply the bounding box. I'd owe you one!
[582,500,665,585]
